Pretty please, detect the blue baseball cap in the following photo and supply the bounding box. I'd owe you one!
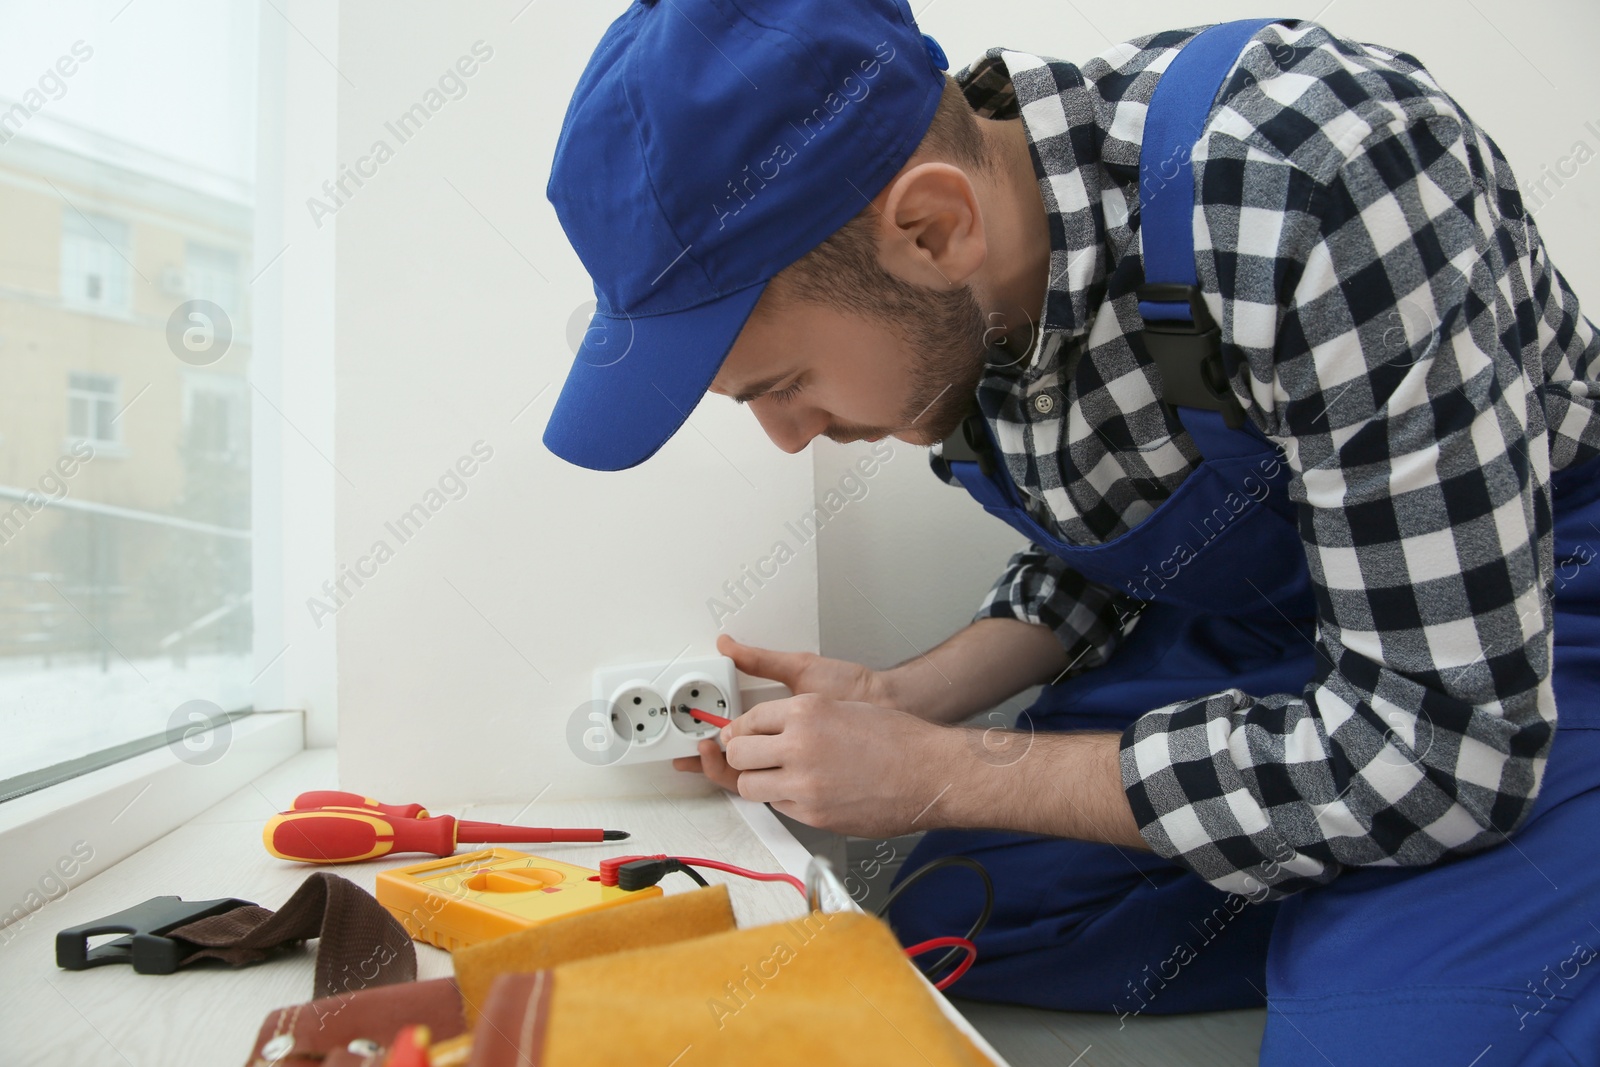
[543,0,951,471]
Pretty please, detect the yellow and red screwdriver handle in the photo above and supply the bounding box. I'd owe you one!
[290,790,603,831]
[291,790,428,818]
[266,808,455,863]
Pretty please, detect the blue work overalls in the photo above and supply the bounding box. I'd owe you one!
[889,20,1600,1066]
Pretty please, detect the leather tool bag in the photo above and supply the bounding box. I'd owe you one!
[244,977,465,1067]
[242,885,995,1067]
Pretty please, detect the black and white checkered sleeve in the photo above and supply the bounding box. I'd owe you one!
[1118,112,1569,900]
[973,542,1135,678]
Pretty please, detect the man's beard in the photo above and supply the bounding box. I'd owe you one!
[890,282,991,444]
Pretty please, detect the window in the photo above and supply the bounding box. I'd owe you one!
[67,371,120,449]
[0,1,266,792]
[60,211,131,314]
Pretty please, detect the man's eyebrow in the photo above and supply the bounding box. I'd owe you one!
[727,371,791,404]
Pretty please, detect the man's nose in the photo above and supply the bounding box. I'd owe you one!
[750,401,827,454]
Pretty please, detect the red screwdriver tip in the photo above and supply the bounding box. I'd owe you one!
[604,829,630,841]
[686,706,731,729]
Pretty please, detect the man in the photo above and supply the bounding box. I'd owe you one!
[543,2,1600,1063]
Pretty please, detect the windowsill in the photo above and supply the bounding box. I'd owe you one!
[0,710,303,934]
[0,747,1010,1066]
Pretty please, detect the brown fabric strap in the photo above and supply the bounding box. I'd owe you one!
[169,871,416,999]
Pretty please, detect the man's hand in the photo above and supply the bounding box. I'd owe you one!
[719,632,896,706]
[666,631,1147,852]
[718,693,955,837]
[672,633,897,780]
[677,690,1151,849]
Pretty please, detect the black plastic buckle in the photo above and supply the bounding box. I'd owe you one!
[1136,283,1246,429]
[56,895,255,975]
[936,409,996,480]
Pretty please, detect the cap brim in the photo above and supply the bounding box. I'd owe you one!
[542,281,767,471]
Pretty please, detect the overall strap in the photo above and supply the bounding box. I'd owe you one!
[937,20,1284,492]
[1138,18,1280,431]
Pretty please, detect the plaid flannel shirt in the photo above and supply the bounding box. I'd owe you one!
[933,20,1600,899]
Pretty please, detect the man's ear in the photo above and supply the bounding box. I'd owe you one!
[875,162,987,291]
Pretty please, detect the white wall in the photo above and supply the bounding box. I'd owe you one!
[813,436,1028,679]
[330,2,818,804]
[817,0,1600,688]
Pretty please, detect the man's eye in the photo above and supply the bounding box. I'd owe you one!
[768,379,803,404]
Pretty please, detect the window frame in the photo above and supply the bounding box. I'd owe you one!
[0,0,338,926]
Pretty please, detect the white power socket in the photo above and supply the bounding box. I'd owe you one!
[588,654,744,766]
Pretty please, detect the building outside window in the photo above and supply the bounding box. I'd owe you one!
[183,241,242,314]
[182,371,248,467]
[0,2,263,789]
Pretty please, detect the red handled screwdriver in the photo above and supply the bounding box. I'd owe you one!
[291,790,430,818]
[264,808,630,864]
[290,791,619,838]
[686,706,731,729]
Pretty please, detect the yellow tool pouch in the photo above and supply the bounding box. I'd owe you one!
[451,884,994,1067]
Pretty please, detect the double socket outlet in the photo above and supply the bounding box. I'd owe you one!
[589,654,743,766]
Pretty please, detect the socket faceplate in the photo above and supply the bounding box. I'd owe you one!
[668,677,727,738]
[590,654,743,765]
[609,683,670,745]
